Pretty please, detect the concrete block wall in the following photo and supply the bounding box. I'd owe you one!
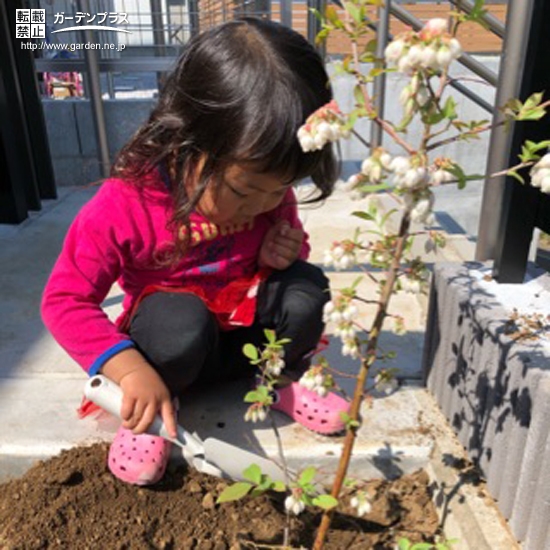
[42,98,155,186]
[423,262,550,550]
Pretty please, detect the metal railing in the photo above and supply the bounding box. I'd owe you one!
[33,0,506,178]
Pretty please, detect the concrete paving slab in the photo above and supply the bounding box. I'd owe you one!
[171,381,436,480]
[416,383,520,550]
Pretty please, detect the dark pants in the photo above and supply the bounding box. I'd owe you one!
[128,261,330,395]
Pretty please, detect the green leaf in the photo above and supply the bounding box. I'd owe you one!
[524,91,544,110]
[315,28,330,45]
[369,67,386,78]
[256,385,270,399]
[243,464,262,485]
[396,112,414,132]
[505,98,522,113]
[325,4,340,25]
[256,475,277,493]
[344,2,362,24]
[397,539,412,550]
[519,144,532,163]
[447,163,467,189]
[518,109,546,121]
[344,110,359,131]
[299,466,317,486]
[358,182,391,193]
[353,84,366,108]
[518,142,543,163]
[351,276,363,290]
[312,494,339,510]
[364,39,377,54]
[263,328,276,344]
[244,390,261,403]
[421,109,446,126]
[507,169,525,184]
[462,0,488,24]
[242,344,258,361]
[514,92,548,121]
[216,482,252,503]
[340,411,360,429]
[244,386,271,404]
[442,97,458,121]
[352,210,375,221]
[309,7,323,23]
[359,51,376,64]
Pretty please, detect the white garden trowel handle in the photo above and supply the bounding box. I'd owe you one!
[84,375,223,477]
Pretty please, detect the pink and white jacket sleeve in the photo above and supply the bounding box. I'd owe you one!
[41,190,134,375]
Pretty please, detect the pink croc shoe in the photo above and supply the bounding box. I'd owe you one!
[108,427,171,485]
[271,382,350,435]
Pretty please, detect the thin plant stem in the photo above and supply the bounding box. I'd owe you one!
[351,128,371,150]
[426,121,499,151]
[269,412,292,548]
[426,97,550,151]
[313,211,411,549]
[343,16,416,156]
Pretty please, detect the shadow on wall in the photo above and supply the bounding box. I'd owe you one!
[423,262,550,546]
[423,263,548,470]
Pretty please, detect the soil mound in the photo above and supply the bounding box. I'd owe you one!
[0,443,439,549]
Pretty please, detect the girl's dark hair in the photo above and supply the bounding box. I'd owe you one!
[112,17,339,245]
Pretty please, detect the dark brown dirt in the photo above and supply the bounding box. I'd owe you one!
[0,443,440,549]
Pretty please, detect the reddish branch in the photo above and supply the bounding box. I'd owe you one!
[313,212,411,549]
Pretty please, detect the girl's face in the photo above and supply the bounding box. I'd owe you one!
[189,161,292,226]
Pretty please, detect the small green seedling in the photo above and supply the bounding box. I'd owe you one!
[216,463,285,503]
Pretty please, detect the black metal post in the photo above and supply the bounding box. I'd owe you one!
[307,0,326,56]
[476,0,550,282]
[280,0,292,28]
[476,0,536,264]
[0,0,41,222]
[150,0,167,89]
[77,0,111,178]
[7,0,57,201]
[188,0,200,37]
[480,0,550,282]
[370,0,391,149]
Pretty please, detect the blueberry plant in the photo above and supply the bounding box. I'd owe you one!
[220,1,550,547]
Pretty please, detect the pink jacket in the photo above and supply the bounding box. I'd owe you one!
[41,174,309,375]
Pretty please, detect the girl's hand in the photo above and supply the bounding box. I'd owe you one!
[259,221,304,270]
[119,367,177,438]
[101,349,177,438]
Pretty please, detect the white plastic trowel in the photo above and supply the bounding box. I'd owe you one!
[84,375,287,483]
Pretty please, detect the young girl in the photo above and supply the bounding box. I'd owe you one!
[42,17,349,486]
